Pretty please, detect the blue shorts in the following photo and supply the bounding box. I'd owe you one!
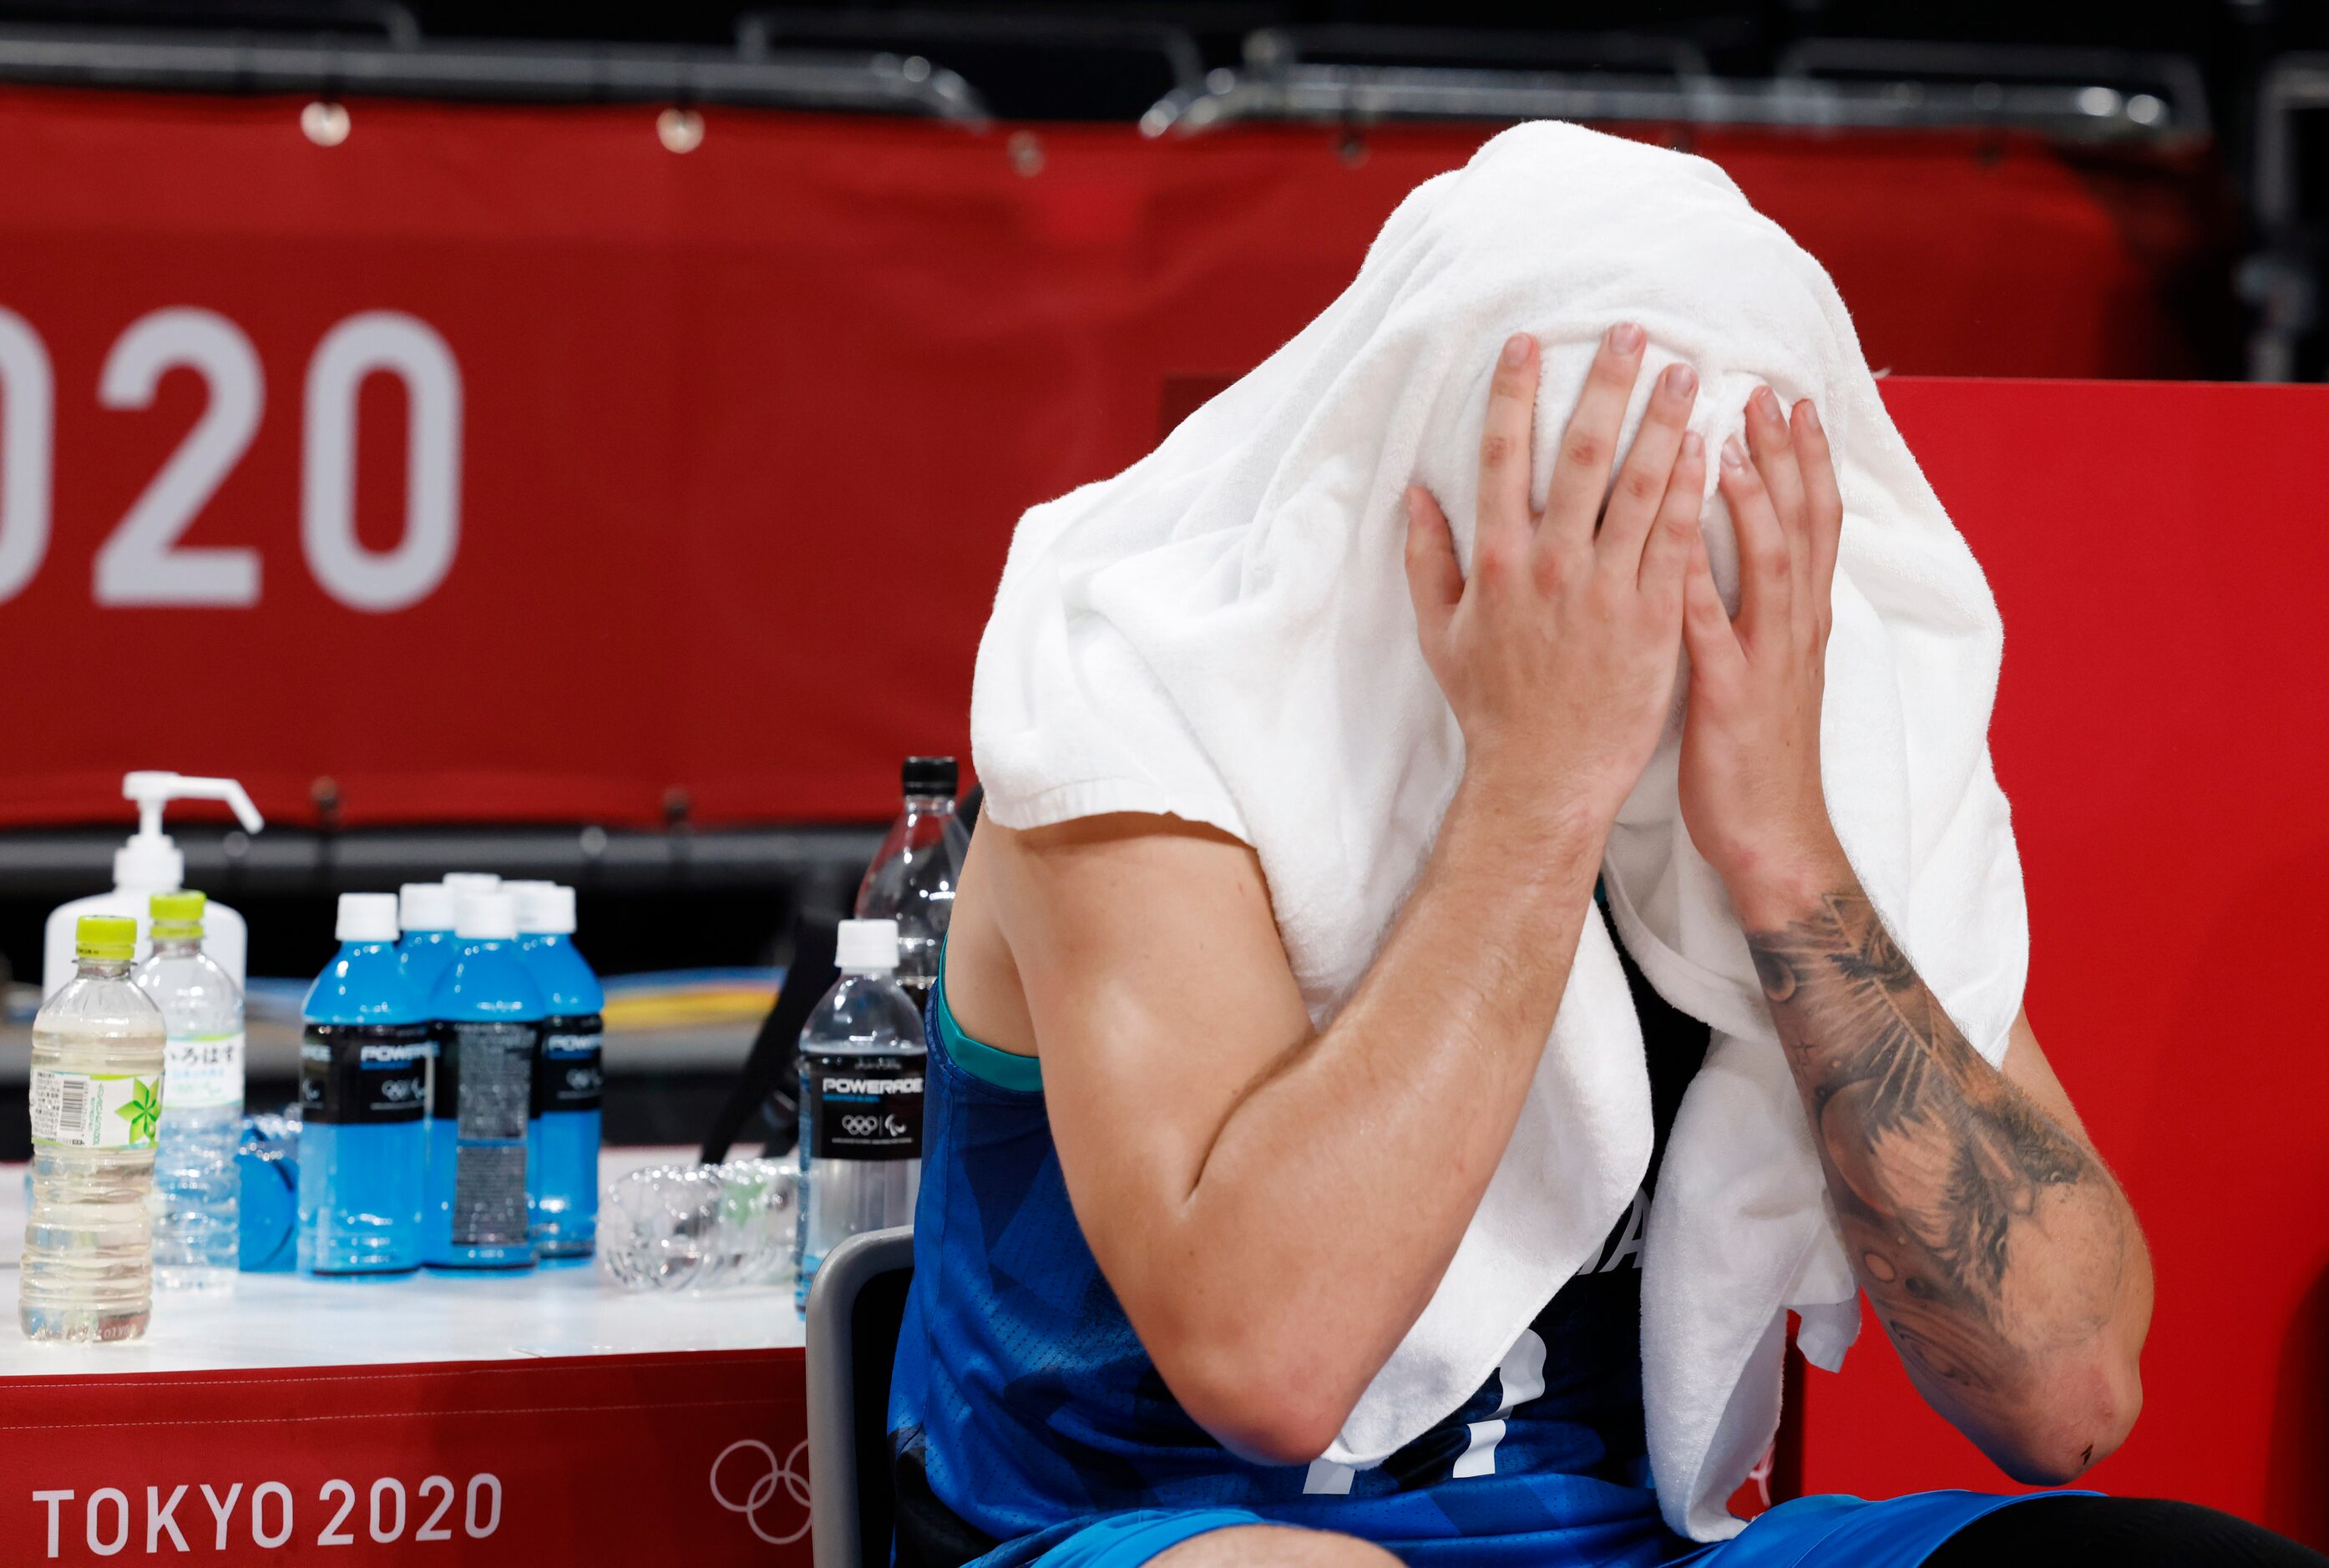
[1010,1490,2094,1568]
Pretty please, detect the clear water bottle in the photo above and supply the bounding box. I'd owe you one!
[795,918,924,1314]
[136,891,244,1290]
[22,916,166,1342]
[854,756,970,1014]
[599,1157,797,1292]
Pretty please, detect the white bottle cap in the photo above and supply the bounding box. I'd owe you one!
[834,918,901,972]
[442,872,501,895]
[398,882,455,933]
[454,890,519,942]
[514,883,576,936]
[337,893,402,943]
[502,880,556,926]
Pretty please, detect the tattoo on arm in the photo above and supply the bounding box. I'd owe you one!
[1747,893,2121,1399]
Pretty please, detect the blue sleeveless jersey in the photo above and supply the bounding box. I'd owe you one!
[887,943,1709,1568]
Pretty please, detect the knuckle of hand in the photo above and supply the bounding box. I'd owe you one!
[1480,433,1514,469]
[1620,468,1660,504]
[1562,434,1605,470]
[1546,545,1594,594]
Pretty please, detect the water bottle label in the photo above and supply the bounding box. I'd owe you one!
[164,1029,246,1110]
[28,1068,162,1149]
[299,1024,431,1124]
[435,1020,538,1247]
[802,1050,924,1161]
[532,1015,605,1116]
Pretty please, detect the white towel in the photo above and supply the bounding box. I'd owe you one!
[970,121,2028,1541]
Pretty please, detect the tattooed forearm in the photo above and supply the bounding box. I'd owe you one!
[1748,890,2130,1409]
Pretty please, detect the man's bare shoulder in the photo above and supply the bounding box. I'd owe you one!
[968,809,1289,1035]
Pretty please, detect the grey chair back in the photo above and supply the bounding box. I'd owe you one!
[805,1225,917,1568]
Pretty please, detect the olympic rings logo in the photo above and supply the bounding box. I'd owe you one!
[709,1437,812,1545]
[841,1114,881,1137]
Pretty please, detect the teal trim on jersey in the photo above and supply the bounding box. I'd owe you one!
[934,953,1045,1094]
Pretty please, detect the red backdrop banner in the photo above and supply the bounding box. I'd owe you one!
[0,88,2217,830]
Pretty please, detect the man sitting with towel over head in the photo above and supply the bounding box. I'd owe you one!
[885,124,2320,1568]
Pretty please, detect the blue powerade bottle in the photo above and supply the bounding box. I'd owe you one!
[396,883,458,1002]
[514,884,603,1264]
[298,893,428,1277]
[424,890,542,1271]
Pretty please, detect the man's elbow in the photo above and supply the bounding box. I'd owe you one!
[1991,1351,2144,1486]
[1152,1324,1358,1468]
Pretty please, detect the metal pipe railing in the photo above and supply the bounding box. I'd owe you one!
[1775,38,2209,141]
[1145,68,2204,141]
[1240,24,1714,82]
[1143,31,2210,146]
[736,7,1203,102]
[0,22,987,119]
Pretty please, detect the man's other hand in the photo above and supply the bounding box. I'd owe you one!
[1677,385,1851,920]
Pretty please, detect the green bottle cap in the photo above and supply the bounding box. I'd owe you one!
[149,890,207,941]
[75,915,137,963]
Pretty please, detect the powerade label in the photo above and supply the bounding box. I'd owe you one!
[532,1014,605,1117]
[435,1019,538,1248]
[28,1069,161,1150]
[164,1030,246,1110]
[802,1050,924,1161]
[299,1024,429,1125]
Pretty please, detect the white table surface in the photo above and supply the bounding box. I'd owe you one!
[0,1147,804,1378]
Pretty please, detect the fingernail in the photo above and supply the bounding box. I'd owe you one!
[1502,334,1532,367]
[1681,430,1704,460]
[1800,401,1822,433]
[1721,435,1746,470]
[1662,363,1698,398]
[1753,386,1781,421]
[1608,322,1644,354]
